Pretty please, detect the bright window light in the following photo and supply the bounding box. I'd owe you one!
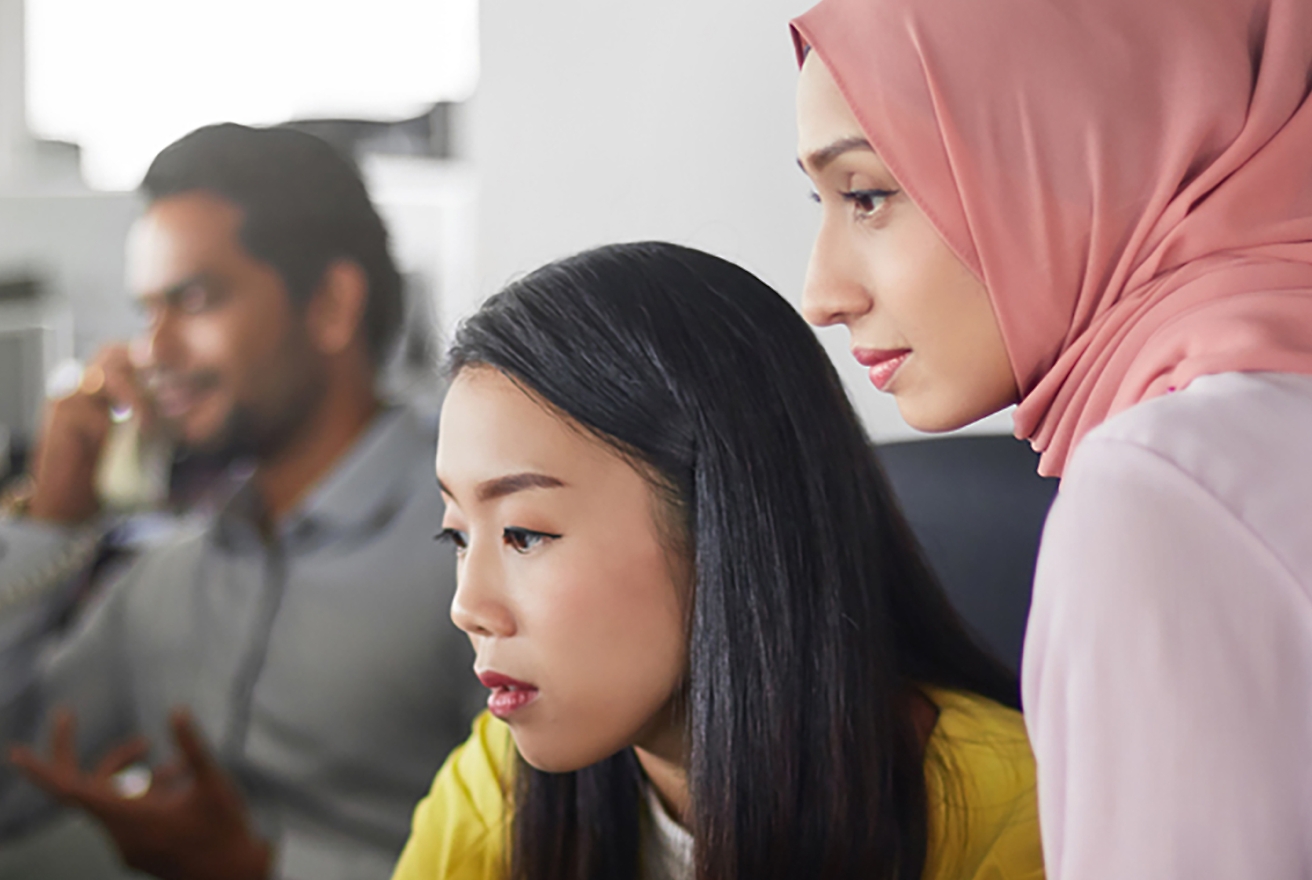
[27,0,479,190]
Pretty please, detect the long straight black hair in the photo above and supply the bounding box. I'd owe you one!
[447,242,1018,880]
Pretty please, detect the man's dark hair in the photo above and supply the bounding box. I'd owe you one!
[141,122,403,367]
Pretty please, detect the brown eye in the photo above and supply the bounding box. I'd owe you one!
[176,283,211,315]
[502,527,559,554]
[842,188,897,220]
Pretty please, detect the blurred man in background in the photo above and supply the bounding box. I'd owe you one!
[0,124,482,880]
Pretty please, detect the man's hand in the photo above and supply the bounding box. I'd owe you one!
[8,707,272,880]
[28,344,151,524]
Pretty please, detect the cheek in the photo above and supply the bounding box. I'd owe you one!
[912,250,1008,379]
[204,298,298,391]
[513,537,686,770]
[551,567,684,682]
[537,544,685,695]
[891,240,1017,427]
[174,314,231,368]
[166,315,245,438]
[860,219,952,333]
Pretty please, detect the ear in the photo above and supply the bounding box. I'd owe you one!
[305,260,369,357]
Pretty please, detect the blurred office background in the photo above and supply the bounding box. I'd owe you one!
[0,0,1015,471]
[0,1,1049,876]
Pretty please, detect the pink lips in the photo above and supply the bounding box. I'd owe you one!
[853,348,911,392]
[477,670,540,719]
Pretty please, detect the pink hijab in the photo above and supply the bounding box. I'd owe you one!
[792,0,1312,476]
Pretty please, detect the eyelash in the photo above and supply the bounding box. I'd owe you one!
[809,188,898,220]
[435,528,467,550]
[841,188,897,218]
[434,527,562,554]
[504,527,560,553]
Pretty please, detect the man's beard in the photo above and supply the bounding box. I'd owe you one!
[181,363,328,466]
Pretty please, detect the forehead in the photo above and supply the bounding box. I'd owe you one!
[796,52,868,161]
[126,191,248,296]
[436,368,625,491]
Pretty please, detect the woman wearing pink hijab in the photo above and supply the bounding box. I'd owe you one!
[793,0,1312,877]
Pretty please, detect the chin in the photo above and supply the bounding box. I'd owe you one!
[510,728,623,774]
[182,423,230,456]
[511,739,589,774]
[897,396,1002,434]
[185,406,257,460]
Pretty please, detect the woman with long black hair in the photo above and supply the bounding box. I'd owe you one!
[391,242,1043,880]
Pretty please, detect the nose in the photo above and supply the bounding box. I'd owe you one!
[138,306,182,370]
[449,543,517,639]
[800,217,873,328]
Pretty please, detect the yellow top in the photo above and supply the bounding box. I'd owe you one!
[391,688,1044,880]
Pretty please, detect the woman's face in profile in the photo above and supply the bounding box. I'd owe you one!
[796,53,1018,432]
[436,367,689,772]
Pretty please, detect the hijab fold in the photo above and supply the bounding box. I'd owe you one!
[793,0,1312,476]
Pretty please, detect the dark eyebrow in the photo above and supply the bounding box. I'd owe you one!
[438,472,567,503]
[798,136,876,174]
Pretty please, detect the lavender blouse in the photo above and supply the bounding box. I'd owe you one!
[1024,371,1312,878]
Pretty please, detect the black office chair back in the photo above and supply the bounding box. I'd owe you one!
[876,434,1058,673]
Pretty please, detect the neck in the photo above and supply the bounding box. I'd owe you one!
[631,688,938,832]
[634,713,690,827]
[909,685,942,748]
[252,379,380,526]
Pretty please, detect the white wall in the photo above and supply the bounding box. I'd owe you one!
[26,0,481,190]
[0,0,32,187]
[363,154,478,356]
[0,193,140,352]
[461,0,1011,441]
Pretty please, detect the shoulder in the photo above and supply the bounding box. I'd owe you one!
[922,688,1045,880]
[392,711,515,880]
[361,405,444,500]
[1051,372,1312,593]
[1077,371,1312,481]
